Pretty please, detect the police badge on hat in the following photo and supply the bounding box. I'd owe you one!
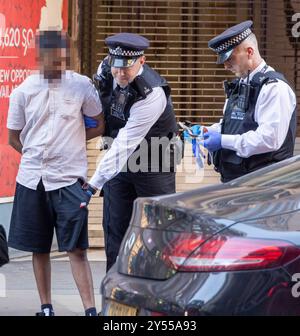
[105,32,150,68]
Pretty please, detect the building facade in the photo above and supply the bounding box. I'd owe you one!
[71,0,300,246]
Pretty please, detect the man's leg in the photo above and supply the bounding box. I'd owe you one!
[102,173,137,271]
[8,181,55,315]
[32,252,51,305]
[68,248,95,310]
[52,181,96,314]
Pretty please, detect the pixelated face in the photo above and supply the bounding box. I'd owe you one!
[111,56,145,87]
[35,31,70,80]
[37,47,68,79]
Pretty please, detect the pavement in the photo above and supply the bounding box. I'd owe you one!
[0,249,107,316]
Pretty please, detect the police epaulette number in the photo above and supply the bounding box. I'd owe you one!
[130,75,153,99]
[266,78,278,84]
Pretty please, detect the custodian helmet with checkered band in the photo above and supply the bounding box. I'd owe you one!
[105,32,150,68]
[208,20,253,64]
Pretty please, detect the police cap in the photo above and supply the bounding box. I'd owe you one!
[208,20,253,64]
[105,33,150,68]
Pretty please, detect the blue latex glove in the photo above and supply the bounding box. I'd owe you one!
[183,125,203,142]
[203,131,222,152]
[183,125,204,157]
[84,116,98,129]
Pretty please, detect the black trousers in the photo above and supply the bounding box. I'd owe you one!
[102,171,176,271]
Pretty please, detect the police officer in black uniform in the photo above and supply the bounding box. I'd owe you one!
[187,20,297,182]
[86,33,178,271]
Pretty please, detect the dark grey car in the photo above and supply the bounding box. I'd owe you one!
[101,156,300,316]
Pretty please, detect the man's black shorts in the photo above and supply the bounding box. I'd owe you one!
[8,180,90,253]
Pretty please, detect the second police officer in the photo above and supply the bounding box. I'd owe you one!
[187,20,297,182]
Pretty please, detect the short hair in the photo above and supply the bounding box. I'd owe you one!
[243,33,258,49]
[36,30,68,49]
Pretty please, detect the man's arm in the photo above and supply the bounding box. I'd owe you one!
[8,129,22,154]
[89,86,167,190]
[7,88,25,153]
[85,113,105,141]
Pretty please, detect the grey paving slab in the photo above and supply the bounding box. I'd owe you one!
[0,260,106,316]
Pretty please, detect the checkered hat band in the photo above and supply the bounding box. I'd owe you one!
[215,28,252,53]
[109,47,144,57]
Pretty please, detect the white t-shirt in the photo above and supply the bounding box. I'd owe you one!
[7,71,102,191]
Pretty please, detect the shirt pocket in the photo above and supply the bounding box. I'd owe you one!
[60,96,82,120]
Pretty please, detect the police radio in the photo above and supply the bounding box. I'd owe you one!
[237,70,251,111]
[93,73,106,92]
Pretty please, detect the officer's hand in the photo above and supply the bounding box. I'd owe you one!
[203,131,222,152]
[81,183,97,206]
[183,124,203,143]
[84,116,98,129]
[183,125,208,157]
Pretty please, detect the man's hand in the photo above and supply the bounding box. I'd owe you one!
[203,130,222,152]
[8,129,23,154]
[183,124,204,141]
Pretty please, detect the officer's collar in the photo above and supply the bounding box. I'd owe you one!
[113,65,144,89]
[240,60,267,83]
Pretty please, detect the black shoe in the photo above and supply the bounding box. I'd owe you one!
[85,307,97,316]
[35,309,55,316]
